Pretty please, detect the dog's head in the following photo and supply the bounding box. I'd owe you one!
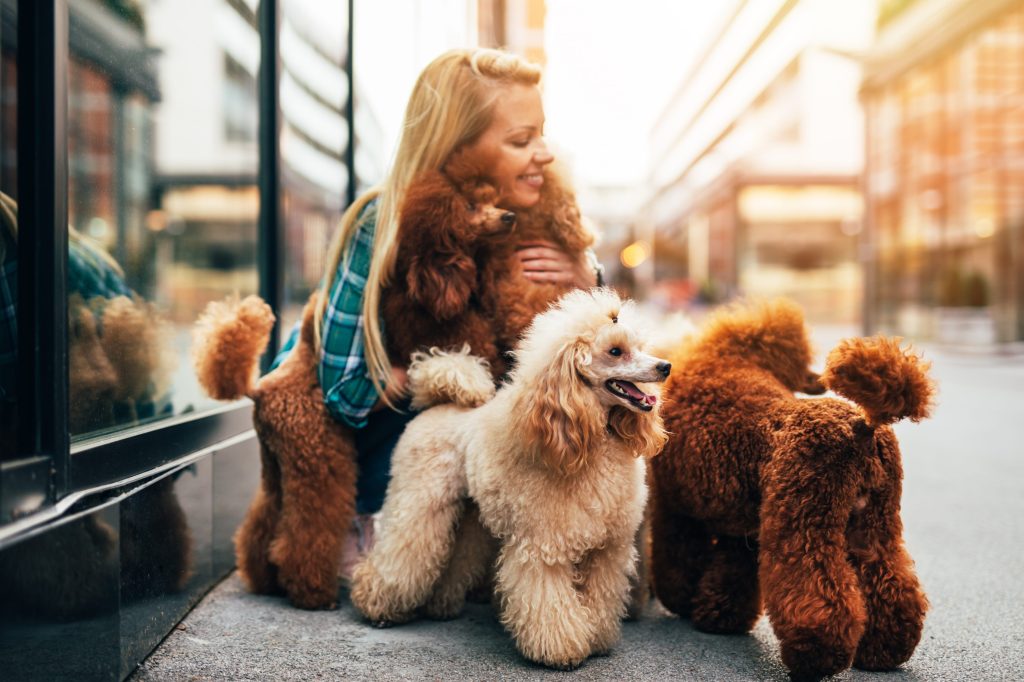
[401,161,515,321]
[512,288,670,476]
[701,298,825,394]
[444,149,518,239]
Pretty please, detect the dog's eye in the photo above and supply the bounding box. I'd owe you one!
[467,202,477,211]
[608,347,622,357]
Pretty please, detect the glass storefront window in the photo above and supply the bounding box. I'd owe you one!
[0,0,15,460]
[278,0,351,334]
[66,0,260,442]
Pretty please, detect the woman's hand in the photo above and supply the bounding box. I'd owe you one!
[516,240,597,288]
[372,365,408,411]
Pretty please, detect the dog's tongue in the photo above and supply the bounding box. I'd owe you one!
[617,380,657,406]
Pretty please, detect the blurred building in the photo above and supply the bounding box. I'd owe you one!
[146,0,387,331]
[478,0,547,65]
[861,0,1024,345]
[638,0,876,322]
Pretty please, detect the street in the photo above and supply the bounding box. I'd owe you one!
[132,338,1024,681]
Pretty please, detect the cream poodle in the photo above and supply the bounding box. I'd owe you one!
[350,288,670,669]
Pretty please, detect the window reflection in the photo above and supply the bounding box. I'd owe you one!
[0,0,16,460]
[66,0,260,441]
[279,0,351,332]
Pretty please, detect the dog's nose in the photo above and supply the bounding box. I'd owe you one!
[501,211,516,226]
[657,361,672,378]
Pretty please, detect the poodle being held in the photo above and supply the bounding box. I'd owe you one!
[351,289,670,670]
[649,299,933,681]
[382,155,516,377]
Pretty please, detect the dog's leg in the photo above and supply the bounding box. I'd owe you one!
[759,446,866,681]
[690,533,760,634]
[625,512,651,620]
[422,501,497,620]
[649,499,711,618]
[849,445,927,671]
[269,430,357,610]
[496,542,595,670]
[350,438,465,625]
[578,535,636,656]
[234,443,283,596]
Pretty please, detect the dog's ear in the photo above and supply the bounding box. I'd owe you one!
[520,339,603,476]
[400,171,479,321]
[608,406,668,459]
[406,251,476,322]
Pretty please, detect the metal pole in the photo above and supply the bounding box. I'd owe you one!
[258,0,282,371]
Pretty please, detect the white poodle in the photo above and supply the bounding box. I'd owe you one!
[350,288,671,669]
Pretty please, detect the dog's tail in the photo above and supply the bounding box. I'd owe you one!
[192,294,275,401]
[407,345,496,410]
[821,336,935,427]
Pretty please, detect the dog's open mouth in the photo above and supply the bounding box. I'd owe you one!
[605,379,657,411]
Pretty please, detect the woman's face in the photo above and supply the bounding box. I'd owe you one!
[468,84,554,209]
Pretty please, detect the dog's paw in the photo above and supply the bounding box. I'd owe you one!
[421,589,466,621]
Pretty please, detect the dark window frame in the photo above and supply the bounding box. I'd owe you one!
[1,0,357,529]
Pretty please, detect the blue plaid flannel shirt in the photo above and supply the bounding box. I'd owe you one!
[274,200,381,429]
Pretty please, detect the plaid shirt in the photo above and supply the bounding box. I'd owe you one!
[319,201,381,428]
[274,200,381,429]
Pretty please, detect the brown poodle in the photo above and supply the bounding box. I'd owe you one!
[351,289,670,669]
[649,299,934,681]
[192,294,357,610]
[384,155,593,379]
[382,154,516,377]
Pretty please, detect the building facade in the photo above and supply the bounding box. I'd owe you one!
[862,0,1024,345]
[640,0,875,323]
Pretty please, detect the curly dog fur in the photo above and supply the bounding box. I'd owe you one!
[382,153,517,377]
[193,294,358,609]
[479,161,594,353]
[192,158,591,610]
[385,154,594,378]
[351,289,670,669]
[649,299,934,680]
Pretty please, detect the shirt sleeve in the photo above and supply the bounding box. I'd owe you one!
[318,203,381,429]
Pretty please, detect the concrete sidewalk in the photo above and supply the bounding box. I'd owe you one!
[132,343,1024,681]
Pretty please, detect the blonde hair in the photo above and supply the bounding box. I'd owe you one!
[316,48,542,406]
[0,191,124,278]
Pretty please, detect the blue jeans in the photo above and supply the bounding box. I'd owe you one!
[353,399,416,514]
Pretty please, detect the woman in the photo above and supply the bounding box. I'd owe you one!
[276,48,601,569]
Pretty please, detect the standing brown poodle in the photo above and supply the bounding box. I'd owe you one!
[193,294,357,610]
[649,299,934,681]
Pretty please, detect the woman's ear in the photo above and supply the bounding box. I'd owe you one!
[406,252,476,322]
[519,340,603,476]
[608,406,668,460]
